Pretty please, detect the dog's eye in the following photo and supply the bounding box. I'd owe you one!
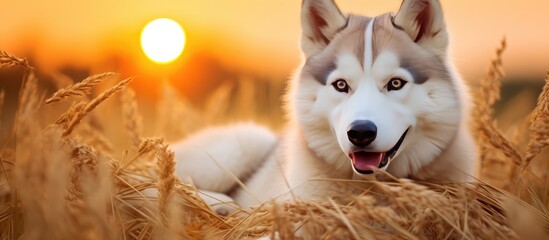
[387,78,407,91]
[332,79,349,93]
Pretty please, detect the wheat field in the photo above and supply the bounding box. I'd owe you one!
[0,40,548,239]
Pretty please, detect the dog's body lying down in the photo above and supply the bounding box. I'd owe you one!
[171,0,478,214]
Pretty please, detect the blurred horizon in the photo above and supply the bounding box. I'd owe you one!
[1,0,549,103]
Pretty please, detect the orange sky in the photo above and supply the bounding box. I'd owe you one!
[1,0,548,82]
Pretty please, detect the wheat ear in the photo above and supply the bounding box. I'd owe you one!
[63,77,133,136]
[156,144,177,223]
[523,72,549,168]
[45,72,117,104]
[121,88,143,149]
[0,50,32,69]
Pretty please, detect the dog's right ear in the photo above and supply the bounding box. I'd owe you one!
[301,0,347,57]
[393,0,448,57]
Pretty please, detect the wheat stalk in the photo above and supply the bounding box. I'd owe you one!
[64,138,98,201]
[53,102,86,129]
[156,144,177,225]
[63,77,133,136]
[523,72,549,168]
[0,50,32,69]
[44,72,117,105]
[472,38,523,166]
[472,38,506,121]
[15,71,41,139]
[121,88,143,149]
[115,138,163,174]
[480,121,523,165]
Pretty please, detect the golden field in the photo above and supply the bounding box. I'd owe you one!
[0,39,549,239]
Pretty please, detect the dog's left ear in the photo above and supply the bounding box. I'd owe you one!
[301,0,347,57]
[393,0,448,57]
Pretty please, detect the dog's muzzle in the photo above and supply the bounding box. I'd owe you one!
[349,127,409,174]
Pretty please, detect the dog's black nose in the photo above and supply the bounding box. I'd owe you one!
[347,120,377,147]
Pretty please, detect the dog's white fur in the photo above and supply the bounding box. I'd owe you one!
[171,0,478,212]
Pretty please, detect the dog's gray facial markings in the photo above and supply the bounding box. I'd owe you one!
[400,56,451,84]
[304,57,336,85]
[337,15,371,69]
[303,15,371,85]
[371,14,451,84]
[400,58,429,84]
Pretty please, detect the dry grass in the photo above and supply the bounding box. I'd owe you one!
[473,38,523,168]
[1,41,549,240]
[44,72,117,105]
[121,88,143,149]
[62,77,133,136]
[524,72,549,167]
[0,50,32,69]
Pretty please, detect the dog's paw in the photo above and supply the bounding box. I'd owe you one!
[197,190,240,216]
[210,202,237,217]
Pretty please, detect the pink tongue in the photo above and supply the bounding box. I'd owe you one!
[350,152,384,171]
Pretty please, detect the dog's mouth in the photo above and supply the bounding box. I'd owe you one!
[349,128,409,174]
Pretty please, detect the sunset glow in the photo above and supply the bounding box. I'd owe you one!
[140,18,186,64]
[1,0,548,80]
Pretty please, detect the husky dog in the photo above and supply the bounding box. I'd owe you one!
[171,0,477,213]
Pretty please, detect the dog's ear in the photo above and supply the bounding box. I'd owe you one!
[301,0,347,57]
[393,0,448,57]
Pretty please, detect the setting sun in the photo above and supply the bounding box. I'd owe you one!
[140,18,186,64]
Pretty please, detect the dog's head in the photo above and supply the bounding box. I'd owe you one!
[289,0,462,176]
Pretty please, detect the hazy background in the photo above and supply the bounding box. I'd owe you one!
[1,0,548,133]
